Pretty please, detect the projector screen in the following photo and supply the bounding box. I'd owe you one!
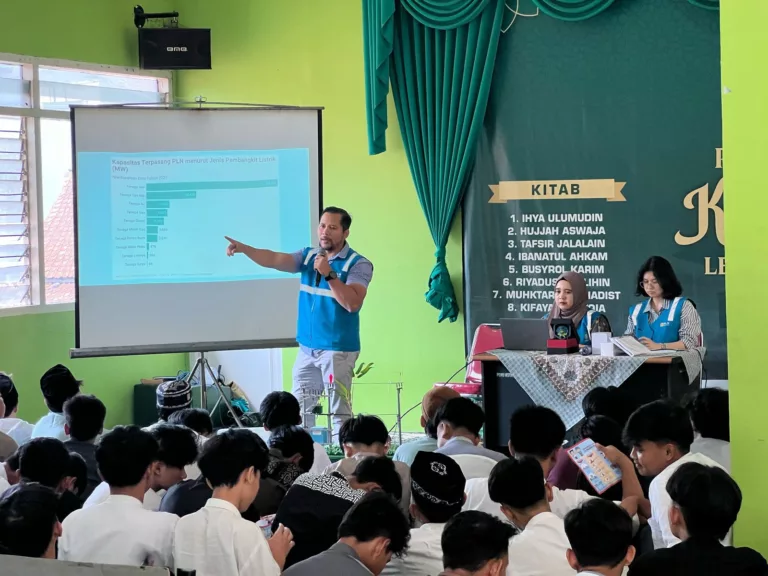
[71,106,321,357]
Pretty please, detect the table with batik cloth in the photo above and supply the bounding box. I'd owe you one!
[474,348,705,452]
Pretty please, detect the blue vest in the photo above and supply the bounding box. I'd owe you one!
[296,246,362,352]
[543,311,598,345]
[629,297,686,344]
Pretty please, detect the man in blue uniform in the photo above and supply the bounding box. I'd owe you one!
[225,207,373,436]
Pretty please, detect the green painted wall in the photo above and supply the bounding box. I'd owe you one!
[720,0,768,554]
[0,0,186,428]
[177,0,465,430]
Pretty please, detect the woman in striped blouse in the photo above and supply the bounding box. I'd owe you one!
[625,256,702,351]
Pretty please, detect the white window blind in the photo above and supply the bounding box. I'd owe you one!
[0,115,30,308]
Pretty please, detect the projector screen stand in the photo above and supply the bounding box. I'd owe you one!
[185,352,245,428]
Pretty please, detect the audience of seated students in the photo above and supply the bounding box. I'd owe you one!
[59,452,88,519]
[274,455,403,569]
[433,397,506,463]
[382,451,466,575]
[31,365,82,441]
[161,428,306,519]
[628,462,768,576]
[393,386,460,466]
[464,405,642,521]
[684,388,730,472]
[324,414,412,512]
[284,492,411,576]
[0,483,62,559]
[63,394,106,500]
[623,399,724,549]
[439,510,516,576]
[174,429,294,576]
[168,407,215,438]
[85,423,198,510]
[488,456,574,576]
[0,372,34,446]
[259,391,332,473]
[59,426,178,568]
[549,386,635,491]
[564,499,636,576]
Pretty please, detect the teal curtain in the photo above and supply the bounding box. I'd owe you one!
[531,0,616,21]
[390,0,505,322]
[688,0,718,10]
[363,0,396,155]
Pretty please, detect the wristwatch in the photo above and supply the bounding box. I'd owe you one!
[325,271,338,281]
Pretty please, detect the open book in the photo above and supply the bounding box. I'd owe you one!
[610,335,675,357]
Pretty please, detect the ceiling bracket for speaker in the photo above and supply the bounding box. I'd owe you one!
[134,5,180,29]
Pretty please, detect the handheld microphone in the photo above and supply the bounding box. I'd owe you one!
[315,248,327,286]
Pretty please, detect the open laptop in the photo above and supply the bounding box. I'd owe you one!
[500,318,549,351]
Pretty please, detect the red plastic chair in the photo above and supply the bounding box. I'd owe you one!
[435,323,502,395]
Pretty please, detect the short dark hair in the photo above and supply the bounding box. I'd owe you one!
[442,511,516,571]
[63,394,106,442]
[623,400,694,453]
[508,405,566,459]
[198,429,270,488]
[352,456,402,501]
[339,415,388,451]
[434,397,485,437]
[67,452,88,497]
[149,424,199,469]
[667,462,740,540]
[488,456,546,510]
[684,388,729,442]
[582,386,633,428]
[167,408,214,437]
[0,373,19,416]
[259,392,301,430]
[268,425,315,472]
[0,483,60,558]
[580,416,625,454]
[338,492,410,558]
[635,256,683,299]
[18,438,71,488]
[322,206,352,231]
[39,364,82,414]
[96,426,159,488]
[564,499,634,568]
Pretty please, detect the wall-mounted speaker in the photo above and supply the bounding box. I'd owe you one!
[138,28,211,70]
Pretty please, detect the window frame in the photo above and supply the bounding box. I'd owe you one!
[0,53,171,317]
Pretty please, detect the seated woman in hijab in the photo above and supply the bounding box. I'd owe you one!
[544,271,610,346]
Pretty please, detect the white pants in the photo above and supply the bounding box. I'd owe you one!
[292,346,358,436]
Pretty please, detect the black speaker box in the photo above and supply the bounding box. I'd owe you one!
[138,28,211,70]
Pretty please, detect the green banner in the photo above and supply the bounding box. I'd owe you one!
[463,0,726,377]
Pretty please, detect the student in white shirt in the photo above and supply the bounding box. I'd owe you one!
[440,511,516,576]
[31,364,82,442]
[0,373,35,446]
[85,423,198,510]
[684,388,731,472]
[383,451,467,575]
[623,399,724,549]
[59,425,178,567]
[259,391,332,473]
[564,499,636,576]
[173,429,294,576]
[488,456,575,576]
[0,483,62,559]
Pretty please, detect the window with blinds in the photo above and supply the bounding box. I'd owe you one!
[0,115,30,308]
